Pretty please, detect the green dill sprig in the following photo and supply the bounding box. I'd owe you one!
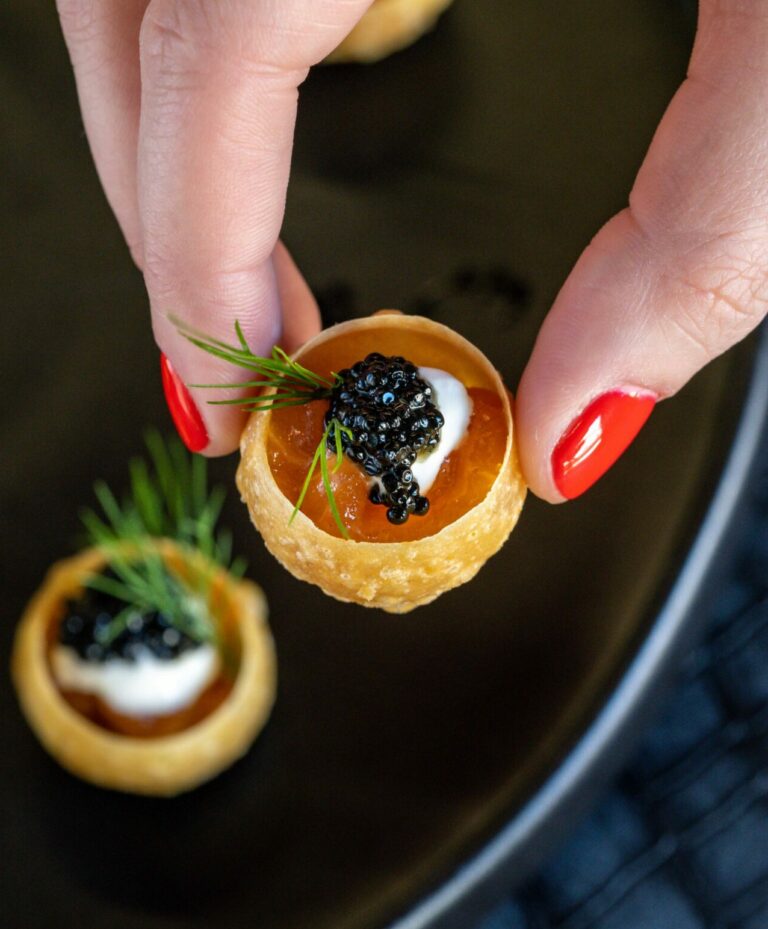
[289,418,353,540]
[171,315,340,412]
[80,431,246,647]
[172,316,356,538]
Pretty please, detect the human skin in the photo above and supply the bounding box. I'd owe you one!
[56,0,768,501]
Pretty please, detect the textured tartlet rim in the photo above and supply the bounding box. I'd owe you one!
[236,312,527,613]
[11,541,276,797]
[326,0,455,63]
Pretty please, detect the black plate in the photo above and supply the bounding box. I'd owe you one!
[2,2,762,928]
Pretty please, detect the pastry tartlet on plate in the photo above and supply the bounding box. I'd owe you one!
[11,437,276,796]
[182,312,526,613]
[327,0,455,63]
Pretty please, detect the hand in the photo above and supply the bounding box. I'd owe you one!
[56,0,373,455]
[516,0,768,501]
[59,1,768,500]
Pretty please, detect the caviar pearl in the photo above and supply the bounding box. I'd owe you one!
[59,581,201,663]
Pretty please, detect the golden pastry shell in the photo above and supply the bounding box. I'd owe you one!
[327,0,455,63]
[236,312,527,613]
[11,541,276,797]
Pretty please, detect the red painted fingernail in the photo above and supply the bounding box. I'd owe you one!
[160,354,208,452]
[552,389,656,500]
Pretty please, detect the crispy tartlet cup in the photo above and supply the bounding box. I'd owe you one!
[327,0,455,63]
[237,313,526,613]
[11,541,276,797]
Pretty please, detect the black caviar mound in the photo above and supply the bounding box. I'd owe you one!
[326,353,444,524]
[59,572,201,663]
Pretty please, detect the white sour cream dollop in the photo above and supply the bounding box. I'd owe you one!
[412,367,472,492]
[51,643,220,717]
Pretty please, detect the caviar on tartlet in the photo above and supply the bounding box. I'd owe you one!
[12,436,276,796]
[325,352,444,525]
[51,568,235,739]
[181,312,526,613]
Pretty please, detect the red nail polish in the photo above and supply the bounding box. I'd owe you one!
[160,354,208,452]
[552,389,656,500]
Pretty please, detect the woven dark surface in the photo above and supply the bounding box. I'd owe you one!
[478,466,768,929]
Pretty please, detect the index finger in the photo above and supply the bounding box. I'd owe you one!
[140,0,373,455]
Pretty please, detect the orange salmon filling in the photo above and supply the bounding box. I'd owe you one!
[55,675,234,739]
[266,333,508,543]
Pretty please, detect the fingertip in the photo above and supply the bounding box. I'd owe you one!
[159,352,246,458]
[151,258,283,458]
[514,369,568,505]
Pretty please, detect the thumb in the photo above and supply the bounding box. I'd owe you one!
[140,0,372,455]
[516,0,768,502]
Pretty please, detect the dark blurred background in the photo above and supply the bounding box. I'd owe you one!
[4,2,768,929]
